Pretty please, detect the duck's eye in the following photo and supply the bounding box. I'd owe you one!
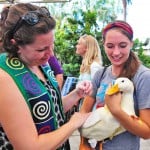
[121,80,125,83]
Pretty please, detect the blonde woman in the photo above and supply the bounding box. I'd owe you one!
[76,34,103,82]
[68,34,103,150]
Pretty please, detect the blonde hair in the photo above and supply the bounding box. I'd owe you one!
[80,34,102,73]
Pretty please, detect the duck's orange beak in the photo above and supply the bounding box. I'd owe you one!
[106,84,119,95]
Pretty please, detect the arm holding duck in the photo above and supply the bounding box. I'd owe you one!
[105,73,150,139]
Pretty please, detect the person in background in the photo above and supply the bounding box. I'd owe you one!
[68,34,103,150]
[48,50,64,90]
[0,3,92,150]
[75,34,103,109]
[79,20,150,150]
[76,34,103,82]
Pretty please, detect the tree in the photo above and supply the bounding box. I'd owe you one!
[122,0,132,21]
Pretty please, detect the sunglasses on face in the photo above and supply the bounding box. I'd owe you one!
[11,7,51,36]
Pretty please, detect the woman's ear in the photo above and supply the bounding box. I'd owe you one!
[10,39,16,45]
[130,41,133,49]
[11,39,21,53]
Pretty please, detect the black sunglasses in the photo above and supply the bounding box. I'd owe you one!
[11,7,51,36]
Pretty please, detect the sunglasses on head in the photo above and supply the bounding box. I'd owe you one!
[11,7,51,36]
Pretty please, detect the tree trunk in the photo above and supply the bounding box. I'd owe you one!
[122,0,127,21]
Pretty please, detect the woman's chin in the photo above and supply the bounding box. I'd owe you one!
[112,61,122,66]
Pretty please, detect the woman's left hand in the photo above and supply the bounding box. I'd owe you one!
[76,80,93,98]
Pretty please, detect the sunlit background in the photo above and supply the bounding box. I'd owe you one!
[0,0,149,42]
[127,0,150,41]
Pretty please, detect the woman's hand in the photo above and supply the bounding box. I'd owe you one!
[62,80,92,112]
[76,80,93,98]
[105,92,122,115]
[69,112,91,129]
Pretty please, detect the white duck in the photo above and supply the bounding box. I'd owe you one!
[80,77,136,148]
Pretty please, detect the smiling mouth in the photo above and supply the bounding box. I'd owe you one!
[112,56,122,62]
[113,58,121,62]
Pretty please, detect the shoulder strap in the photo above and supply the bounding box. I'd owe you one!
[101,67,107,78]
[99,66,107,84]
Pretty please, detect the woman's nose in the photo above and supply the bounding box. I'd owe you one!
[113,46,120,55]
[45,47,53,56]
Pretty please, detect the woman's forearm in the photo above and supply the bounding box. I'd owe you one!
[62,89,81,112]
[111,109,150,139]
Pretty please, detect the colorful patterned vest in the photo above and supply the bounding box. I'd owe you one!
[0,53,65,134]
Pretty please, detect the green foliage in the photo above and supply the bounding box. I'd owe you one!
[132,38,150,68]
[55,8,115,76]
[55,9,98,76]
[138,50,150,68]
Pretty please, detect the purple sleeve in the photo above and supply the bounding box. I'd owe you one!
[48,56,64,75]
